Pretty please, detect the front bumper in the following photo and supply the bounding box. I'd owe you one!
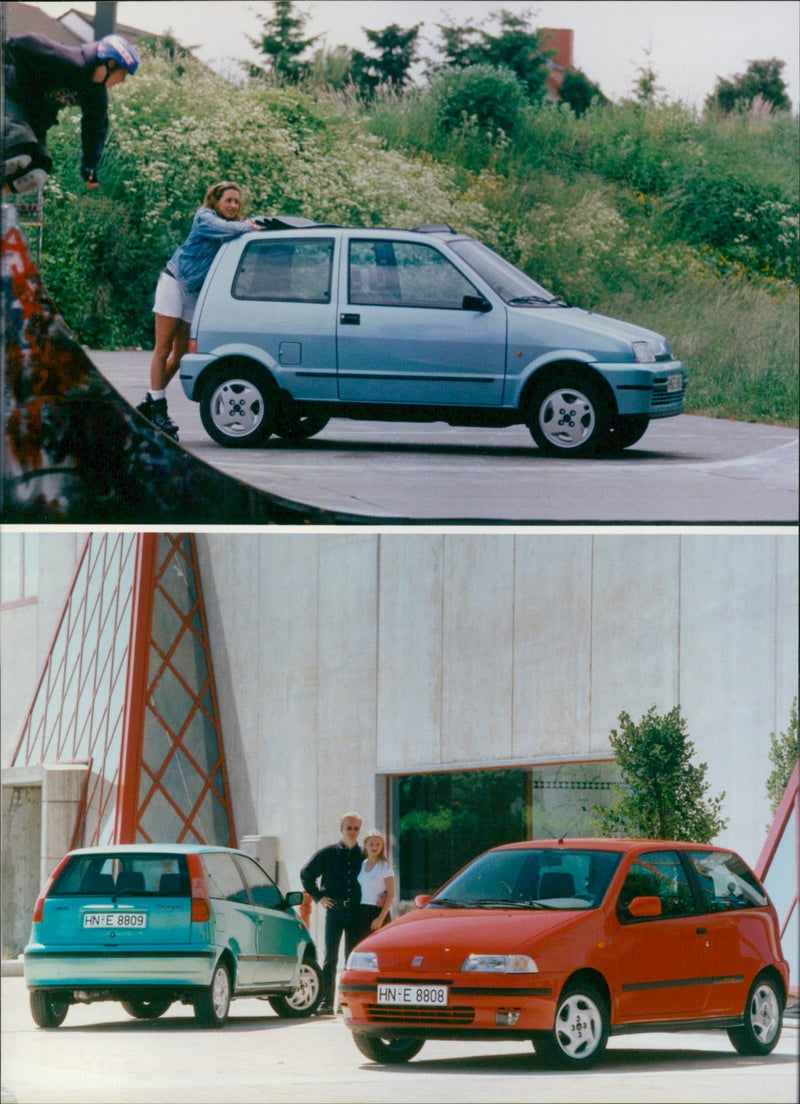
[609,360,687,418]
[340,973,557,1037]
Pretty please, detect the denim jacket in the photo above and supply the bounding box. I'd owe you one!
[166,207,252,293]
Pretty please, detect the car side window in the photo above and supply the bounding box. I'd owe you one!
[617,850,695,922]
[202,852,250,904]
[687,849,769,912]
[232,238,334,302]
[349,240,479,309]
[235,854,284,910]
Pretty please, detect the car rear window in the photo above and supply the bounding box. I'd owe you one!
[686,849,769,912]
[51,854,190,896]
[232,238,334,302]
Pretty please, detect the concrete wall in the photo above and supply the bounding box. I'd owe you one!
[197,529,798,956]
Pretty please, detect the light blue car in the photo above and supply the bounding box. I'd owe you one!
[24,844,322,1028]
[179,219,687,457]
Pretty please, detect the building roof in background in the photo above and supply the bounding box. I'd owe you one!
[5,3,155,46]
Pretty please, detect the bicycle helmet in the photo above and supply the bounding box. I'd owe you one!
[96,35,140,75]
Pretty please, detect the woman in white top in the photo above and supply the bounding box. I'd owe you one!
[356,829,395,942]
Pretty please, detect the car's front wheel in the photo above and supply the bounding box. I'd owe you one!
[193,961,232,1028]
[728,974,783,1056]
[269,960,323,1018]
[121,996,173,1020]
[604,413,650,451]
[30,990,69,1029]
[534,981,609,1068]
[528,377,610,457]
[200,367,276,448]
[351,1033,425,1064]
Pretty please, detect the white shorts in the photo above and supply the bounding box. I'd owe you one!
[152,271,198,323]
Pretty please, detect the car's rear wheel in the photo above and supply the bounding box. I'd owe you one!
[121,996,173,1020]
[528,376,610,457]
[200,367,276,447]
[193,961,231,1028]
[30,990,69,1029]
[269,960,323,1018]
[351,1033,425,1064]
[534,981,609,1068]
[604,414,650,451]
[727,974,783,1056]
[274,409,330,441]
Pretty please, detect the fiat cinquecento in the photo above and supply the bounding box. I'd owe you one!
[24,844,322,1028]
[179,219,687,457]
[340,838,788,1068]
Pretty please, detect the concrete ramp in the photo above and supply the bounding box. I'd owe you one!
[1,203,350,524]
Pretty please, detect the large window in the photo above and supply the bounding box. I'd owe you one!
[349,239,478,308]
[391,761,619,908]
[232,238,333,302]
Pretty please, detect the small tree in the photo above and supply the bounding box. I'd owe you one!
[247,0,318,83]
[594,705,728,842]
[433,8,552,102]
[558,68,608,115]
[706,58,792,114]
[351,23,421,98]
[766,698,798,815]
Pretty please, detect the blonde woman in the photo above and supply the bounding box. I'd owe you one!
[357,829,395,941]
[138,180,258,439]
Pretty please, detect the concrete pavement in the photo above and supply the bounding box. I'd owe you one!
[2,973,797,1104]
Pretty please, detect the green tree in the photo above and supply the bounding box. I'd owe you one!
[766,698,798,815]
[351,23,421,97]
[630,49,664,105]
[593,706,728,842]
[434,8,552,101]
[706,58,792,114]
[558,68,608,115]
[247,0,318,82]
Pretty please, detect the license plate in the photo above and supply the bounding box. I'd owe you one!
[377,983,448,1007]
[83,912,147,929]
[667,373,683,393]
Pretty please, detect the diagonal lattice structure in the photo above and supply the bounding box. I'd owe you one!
[11,532,235,847]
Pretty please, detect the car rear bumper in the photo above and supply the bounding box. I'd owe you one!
[24,945,217,989]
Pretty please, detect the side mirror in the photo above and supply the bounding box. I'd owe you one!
[462,294,492,313]
[414,894,432,909]
[285,890,304,907]
[628,895,662,918]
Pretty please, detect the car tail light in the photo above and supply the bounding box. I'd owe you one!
[187,853,211,923]
[32,854,71,923]
[187,338,197,354]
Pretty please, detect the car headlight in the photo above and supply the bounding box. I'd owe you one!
[347,950,378,970]
[632,341,656,363]
[461,954,538,973]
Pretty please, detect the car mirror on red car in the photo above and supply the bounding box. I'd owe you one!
[628,895,662,918]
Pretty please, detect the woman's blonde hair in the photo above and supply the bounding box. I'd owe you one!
[203,180,242,210]
[363,829,388,861]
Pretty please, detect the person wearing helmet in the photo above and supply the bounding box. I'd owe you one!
[3,32,139,195]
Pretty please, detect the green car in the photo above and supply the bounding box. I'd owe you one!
[24,844,322,1028]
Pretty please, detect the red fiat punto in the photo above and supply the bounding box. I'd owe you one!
[340,838,789,1068]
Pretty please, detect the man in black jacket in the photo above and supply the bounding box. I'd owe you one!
[301,812,363,1013]
[3,32,139,194]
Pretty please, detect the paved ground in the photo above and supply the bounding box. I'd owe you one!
[2,973,797,1104]
[91,351,798,523]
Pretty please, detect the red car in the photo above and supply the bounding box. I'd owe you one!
[340,838,789,1068]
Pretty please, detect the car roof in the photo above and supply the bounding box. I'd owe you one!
[252,215,462,239]
[494,838,728,854]
[65,844,244,857]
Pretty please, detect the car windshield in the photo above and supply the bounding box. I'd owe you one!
[427,847,623,910]
[448,239,565,306]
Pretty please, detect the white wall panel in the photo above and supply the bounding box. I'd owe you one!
[512,535,593,758]
[591,535,681,752]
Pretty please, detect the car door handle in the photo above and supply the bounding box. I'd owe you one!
[695,927,707,935]
[340,313,360,325]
